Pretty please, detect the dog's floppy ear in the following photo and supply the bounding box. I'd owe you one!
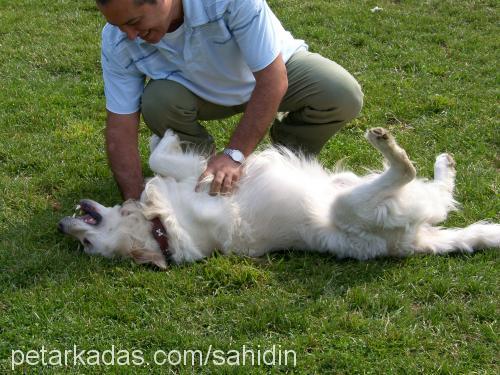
[130,249,167,270]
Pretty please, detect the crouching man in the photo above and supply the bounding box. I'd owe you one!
[97,0,363,198]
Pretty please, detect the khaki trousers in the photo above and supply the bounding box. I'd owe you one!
[141,51,363,155]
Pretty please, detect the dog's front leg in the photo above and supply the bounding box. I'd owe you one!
[149,130,205,181]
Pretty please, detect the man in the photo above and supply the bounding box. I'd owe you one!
[97,0,363,199]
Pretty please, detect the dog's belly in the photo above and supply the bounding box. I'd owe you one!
[228,161,342,255]
[228,210,310,257]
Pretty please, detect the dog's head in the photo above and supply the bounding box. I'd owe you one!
[58,199,167,269]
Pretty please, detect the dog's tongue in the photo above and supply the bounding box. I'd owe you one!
[81,214,97,225]
[73,202,102,225]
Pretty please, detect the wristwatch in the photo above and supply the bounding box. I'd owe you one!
[223,148,245,164]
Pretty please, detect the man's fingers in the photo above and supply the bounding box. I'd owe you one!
[221,175,235,195]
[198,153,243,195]
[210,171,225,195]
[211,172,240,196]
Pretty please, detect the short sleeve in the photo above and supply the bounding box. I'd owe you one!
[101,37,145,114]
[227,0,282,72]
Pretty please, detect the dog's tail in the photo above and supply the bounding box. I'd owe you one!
[413,222,500,254]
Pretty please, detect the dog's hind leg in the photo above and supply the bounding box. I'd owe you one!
[365,127,416,189]
[331,128,417,231]
[434,153,456,194]
[149,130,204,181]
[417,153,459,225]
[334,128,415,207]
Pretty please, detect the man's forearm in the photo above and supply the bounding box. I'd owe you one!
[198,55,288,195]
[228,55,288,156]
[105,111,144,200]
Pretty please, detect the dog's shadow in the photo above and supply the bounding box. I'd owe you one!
[171,248,412,304]
[245,250,406,298]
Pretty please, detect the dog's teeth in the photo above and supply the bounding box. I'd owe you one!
[75,204,81,210]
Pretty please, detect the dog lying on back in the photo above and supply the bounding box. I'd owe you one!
[58,128,500,269]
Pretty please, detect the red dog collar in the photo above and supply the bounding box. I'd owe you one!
[150,217,171,261]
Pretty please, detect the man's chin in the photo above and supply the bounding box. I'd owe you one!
[141,31,163,44]
[146,35,163,44]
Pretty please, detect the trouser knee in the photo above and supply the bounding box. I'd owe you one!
[325,72,364,123]
[141,80,214,149]
[301,61,364,125]
[141,79,197,135]
[271,51,364,154]
[271,81,364,155]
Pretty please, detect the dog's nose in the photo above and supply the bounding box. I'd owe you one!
[57,221,65,234]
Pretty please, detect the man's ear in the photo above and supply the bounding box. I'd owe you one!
[130,249,167,270]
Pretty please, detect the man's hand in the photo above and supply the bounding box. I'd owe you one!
[197,153,242,195]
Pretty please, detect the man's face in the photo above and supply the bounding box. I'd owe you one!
[97,0,176,43]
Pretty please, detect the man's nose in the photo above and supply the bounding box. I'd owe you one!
[120,25,138,40]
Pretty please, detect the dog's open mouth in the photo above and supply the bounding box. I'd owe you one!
[74,201,103,225]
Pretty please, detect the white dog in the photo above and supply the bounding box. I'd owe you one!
[58,128,500,269]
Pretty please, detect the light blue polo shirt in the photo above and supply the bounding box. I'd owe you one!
[101,0,307,114]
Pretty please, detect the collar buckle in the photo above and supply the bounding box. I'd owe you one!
[151,217,171,261]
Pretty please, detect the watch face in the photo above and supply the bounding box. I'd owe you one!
[232,150,244,163]
[224,149,245,163]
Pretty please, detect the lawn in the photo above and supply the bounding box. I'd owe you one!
[0,0,498,373]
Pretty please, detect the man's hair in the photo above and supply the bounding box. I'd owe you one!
[96,0,156,5]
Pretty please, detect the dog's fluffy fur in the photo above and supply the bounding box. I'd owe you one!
[59,128,500,269]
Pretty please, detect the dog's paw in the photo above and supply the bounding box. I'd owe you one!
[150,135,161,152]
[434,153,456,188]
[366,128,396,150]
[150,130,180,153]
[164,129,176,137]
[157,130,182,153]
[367,127,390,140]
[163,129,180,142]
[435,153,456,169]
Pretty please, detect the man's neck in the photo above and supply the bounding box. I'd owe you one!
[167,0,184,33]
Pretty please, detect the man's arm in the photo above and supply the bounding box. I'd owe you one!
[105,110,144,200]
[198,54,288,195]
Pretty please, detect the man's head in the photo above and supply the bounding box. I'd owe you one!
[96,0,182,44]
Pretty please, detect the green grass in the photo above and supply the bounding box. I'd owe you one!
[0,0,499,373]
